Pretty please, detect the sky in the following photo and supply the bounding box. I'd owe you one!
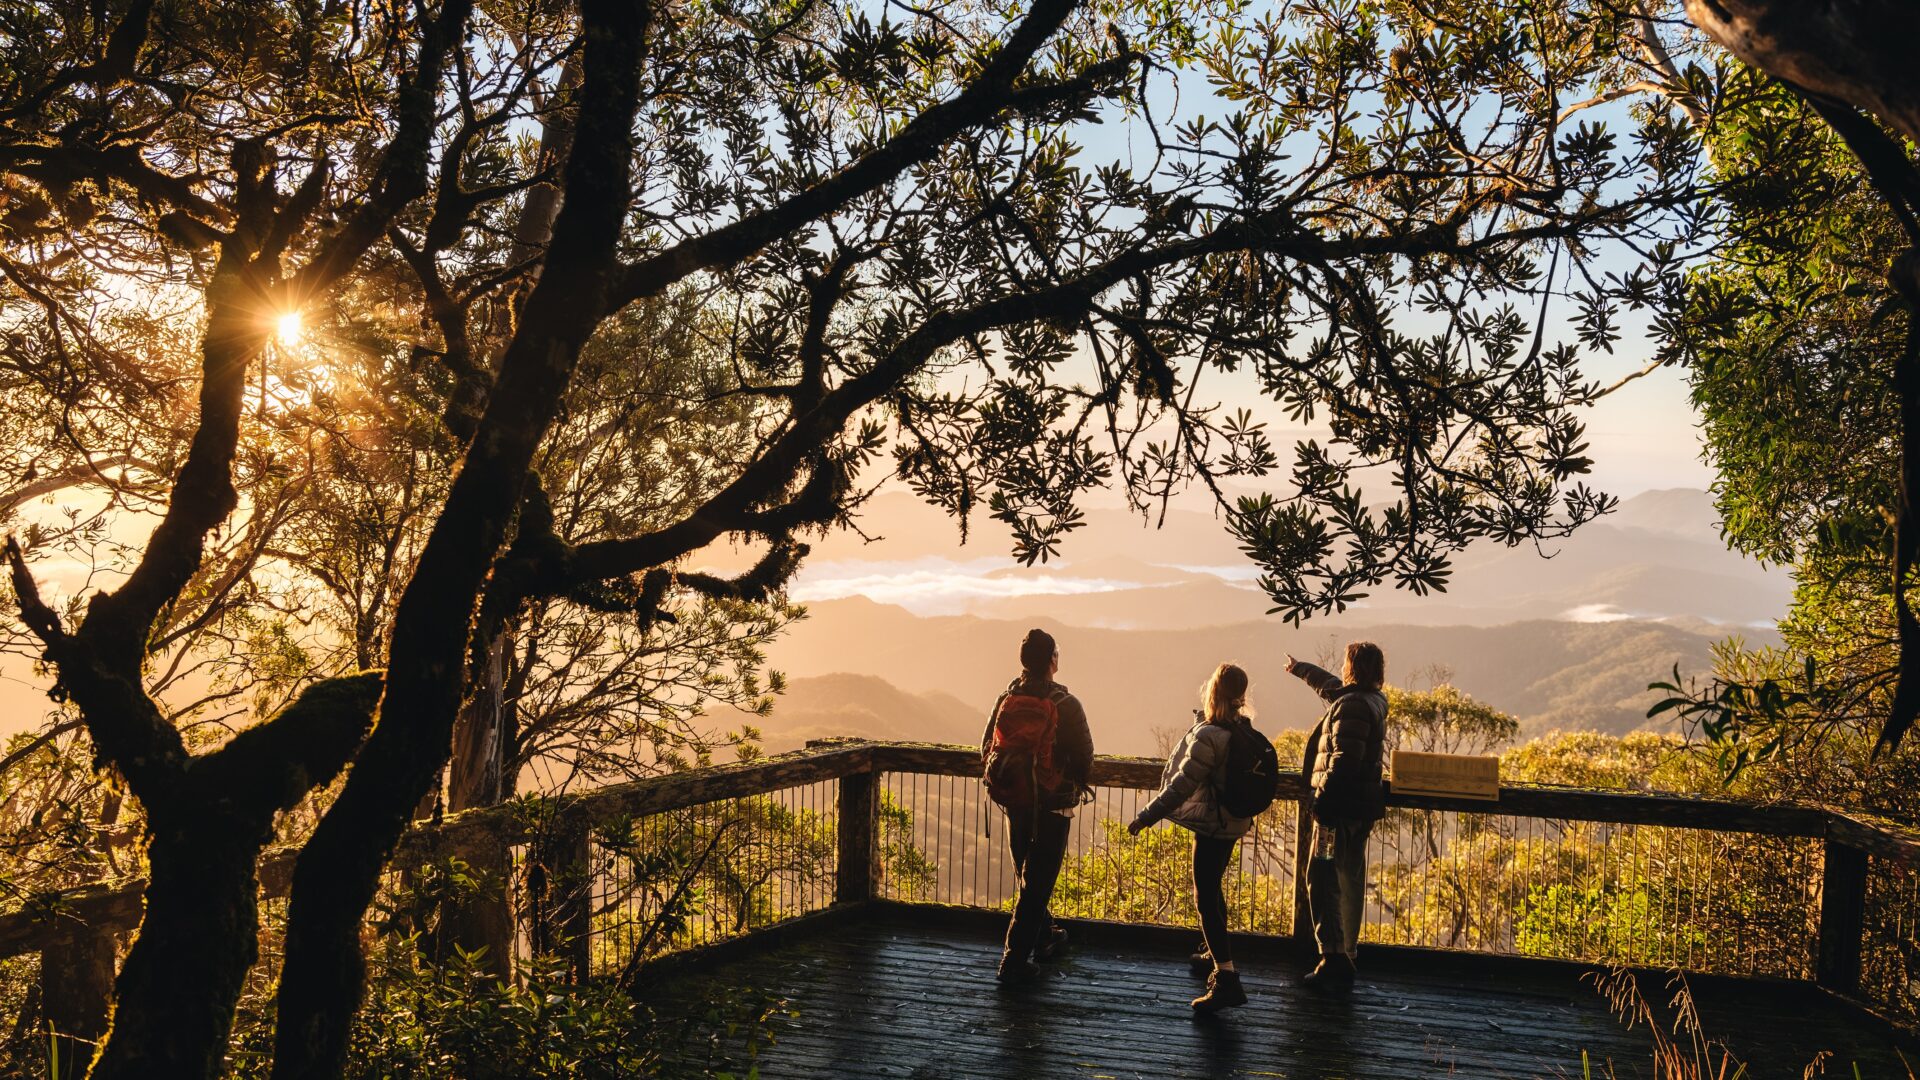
[1567,363,1713,496]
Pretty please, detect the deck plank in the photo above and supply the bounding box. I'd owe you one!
[644,909,1912,1079]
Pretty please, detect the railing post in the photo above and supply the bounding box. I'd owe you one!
[528,809,594,984]
[456,832,515,979]
[1817,838,1868,995]
[837,767,878,904]
[559,815,594,983]
[42,924,114,1078]
[1291,794,1314,947]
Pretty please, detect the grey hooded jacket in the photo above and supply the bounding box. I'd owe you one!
[1132,717,1255,840]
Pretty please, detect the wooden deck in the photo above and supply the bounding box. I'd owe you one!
[646,905,1914,1079]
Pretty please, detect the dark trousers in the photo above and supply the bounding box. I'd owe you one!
[1003,807,1071,960]
[1308,817,1373,957]
[1193,835,1238,966]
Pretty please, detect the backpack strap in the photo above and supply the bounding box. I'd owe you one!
[1206,718,1240,796]
[982,689,1011,758]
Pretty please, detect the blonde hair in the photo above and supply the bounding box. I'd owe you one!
[1200,663,1251,724]
[1343,641,1385,689]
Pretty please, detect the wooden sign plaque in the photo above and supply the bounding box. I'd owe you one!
[1390,750,1500,801]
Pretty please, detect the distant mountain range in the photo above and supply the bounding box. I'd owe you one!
[742,487,1789,756]
[750,673,986,756]
[754,599,1771,756]
[786,487,1792,629]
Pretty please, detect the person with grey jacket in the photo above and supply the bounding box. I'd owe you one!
[1128,663,1257,1013]
[1288,642,1390,991]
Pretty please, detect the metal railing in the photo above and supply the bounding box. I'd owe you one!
[875,750,1303,937]
[5,739,1918,1039]
[865,745,1852,984]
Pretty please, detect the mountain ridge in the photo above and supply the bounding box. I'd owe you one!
[758,598,1771,756]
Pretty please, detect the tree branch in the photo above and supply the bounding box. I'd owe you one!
[564,208,1596,586]
[610,0,1133,308]
[0,718,84,780]
[6,536,189,804]
[189,672,385,817]
[78,0,475,673]
[1686,0,1920,146]
[0,454,156,516]
[287,0,479,305]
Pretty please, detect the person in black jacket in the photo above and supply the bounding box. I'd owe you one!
[1287,642,1389,990]
[982,628,1093,984]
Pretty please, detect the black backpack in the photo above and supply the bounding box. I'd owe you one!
[1218,718,1281,818]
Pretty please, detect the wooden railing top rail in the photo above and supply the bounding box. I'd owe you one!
[1829,809,1920,863]
[872,742,1861,840]
[3,737,1916,959]
[0,742,875,958]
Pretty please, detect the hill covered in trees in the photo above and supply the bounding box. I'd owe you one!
[757,599,1766,755]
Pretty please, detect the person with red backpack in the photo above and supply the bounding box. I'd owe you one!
[1127,663,1276,1014]
[982,628,1093,985]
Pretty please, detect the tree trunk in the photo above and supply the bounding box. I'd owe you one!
[269,5,653,1074]
[436,630,515,973]
[41,926,114,1080]
[444,53,582,433]
[509,54,582,269]
[42,674,386,1080]
[1685,0,1920,145]
[524,812,593,983]
[87,816,267,1080]
[427,52,579,970]
[448,630,511,813]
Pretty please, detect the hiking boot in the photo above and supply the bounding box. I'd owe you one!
[1190,968,1248,1013]
[1188,948,1212,977]
[1035,924,1070,961]
[1301,953,1356,991]
[997,955,1042,986]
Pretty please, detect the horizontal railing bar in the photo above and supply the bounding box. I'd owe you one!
[871,742,1834,837]
[869,742,1190,790]
[561,742,872,831]
[1386,787,1829,836]
[0,741,877,959]
[1828,810,1920,863]
[0,880,143,957]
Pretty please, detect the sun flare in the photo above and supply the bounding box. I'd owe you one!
[274,310,304,347]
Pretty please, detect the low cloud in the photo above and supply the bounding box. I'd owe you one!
[1561,603,1636,623]
[792,557,1147,616]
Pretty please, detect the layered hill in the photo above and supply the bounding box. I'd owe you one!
[749,672,985,755]
[756,598,1769,756]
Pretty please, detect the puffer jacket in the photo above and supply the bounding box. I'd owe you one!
[1291,659,1389,822]
[1130,716,1255,840]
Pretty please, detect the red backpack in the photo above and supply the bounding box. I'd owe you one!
[984,688,1069,808]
